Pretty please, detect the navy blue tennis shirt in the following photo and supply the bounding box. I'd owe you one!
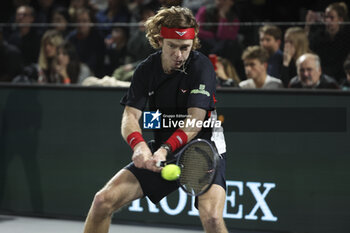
[121,50,223,151]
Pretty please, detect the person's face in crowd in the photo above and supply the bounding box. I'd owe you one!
[284,35,294,48]
[44,40,57,59]
[346,70,350,82]
[324,8,343,36]
[259,33,280,55]
[16,6,34,24]
[106,27,127,49]
[52,12,68,32]
[77,12,91,37]
[297,56,322,87]
[243,58,266,81]
[283,35,296,59]
[57,48,69,67]
[160,38,193,73]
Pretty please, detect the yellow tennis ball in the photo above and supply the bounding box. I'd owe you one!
[161,164,181,181]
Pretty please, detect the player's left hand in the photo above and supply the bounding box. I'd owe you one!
[149,148,168,173]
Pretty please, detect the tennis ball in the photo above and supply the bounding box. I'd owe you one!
[161,164,181,181]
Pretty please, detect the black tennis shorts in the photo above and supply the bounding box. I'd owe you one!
[125,153,226,205]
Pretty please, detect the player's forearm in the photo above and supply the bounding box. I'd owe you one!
[121,106,142,142]
[181,107,206,141]
[164,107,206,152]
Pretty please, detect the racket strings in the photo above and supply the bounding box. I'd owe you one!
[178,142,216,195]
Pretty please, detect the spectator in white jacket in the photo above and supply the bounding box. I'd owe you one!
[239,45,283,89]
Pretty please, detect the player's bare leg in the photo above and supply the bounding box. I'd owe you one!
[198,184,228,233]
[83,169,143,233]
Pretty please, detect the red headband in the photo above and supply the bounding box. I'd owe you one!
[160,27,195,40]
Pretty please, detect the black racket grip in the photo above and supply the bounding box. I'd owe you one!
[156,157,177,167]
[156,160,166,167]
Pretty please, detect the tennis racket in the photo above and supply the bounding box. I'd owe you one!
[157,139,220,196]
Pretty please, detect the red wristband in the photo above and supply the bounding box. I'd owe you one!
[165,129,188,152]
[126,132,145,150]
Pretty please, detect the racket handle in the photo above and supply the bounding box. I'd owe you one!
[156,160,166,167]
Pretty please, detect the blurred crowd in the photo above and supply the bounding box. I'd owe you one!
[0,0,350,90]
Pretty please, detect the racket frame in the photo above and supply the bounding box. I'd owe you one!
[158,138,220,196]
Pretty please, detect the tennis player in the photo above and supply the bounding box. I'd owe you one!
[83,6,228,233]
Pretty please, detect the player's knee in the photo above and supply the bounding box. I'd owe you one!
[200,208,223,229]
[91,190,115,216]
[203,212,222,228]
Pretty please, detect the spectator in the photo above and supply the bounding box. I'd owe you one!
[306,2,350,81]
[66,8,105,77]
[340,55,350,90]
[210,54,240,87]
[259,24,283,79]
[34,0,55,23]
[239,45,283,89]
[95,0,131,38]
[112,4,156,81]
[195,0,240,57]
[182,0,212,15]
[1,0,32,38]
[196,0,245,79]
[91,0,108,11]
[196,0,240,41]
[37,29,64,83]
[55,41,93,84]
[8,5,41,66]
[289,53,339,89]
[125,4,155,64]
[51,7,71,38]
[127,0,160,36]
[104,26,129,75]
[68,0,97,21]
[33,0,61,35]
[281,27,311,87]
[0,27,24,82]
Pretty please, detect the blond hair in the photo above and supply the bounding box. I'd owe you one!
[242,45,269,64]
[284,27,311,61]
[217,56,240,84]
[145,6,200,50]
[38,30,64,70]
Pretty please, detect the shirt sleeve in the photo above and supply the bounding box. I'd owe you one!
[187,54,216,111]
[120,64,149,110]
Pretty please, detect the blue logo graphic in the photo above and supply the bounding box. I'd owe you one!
[143,110,161,129]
